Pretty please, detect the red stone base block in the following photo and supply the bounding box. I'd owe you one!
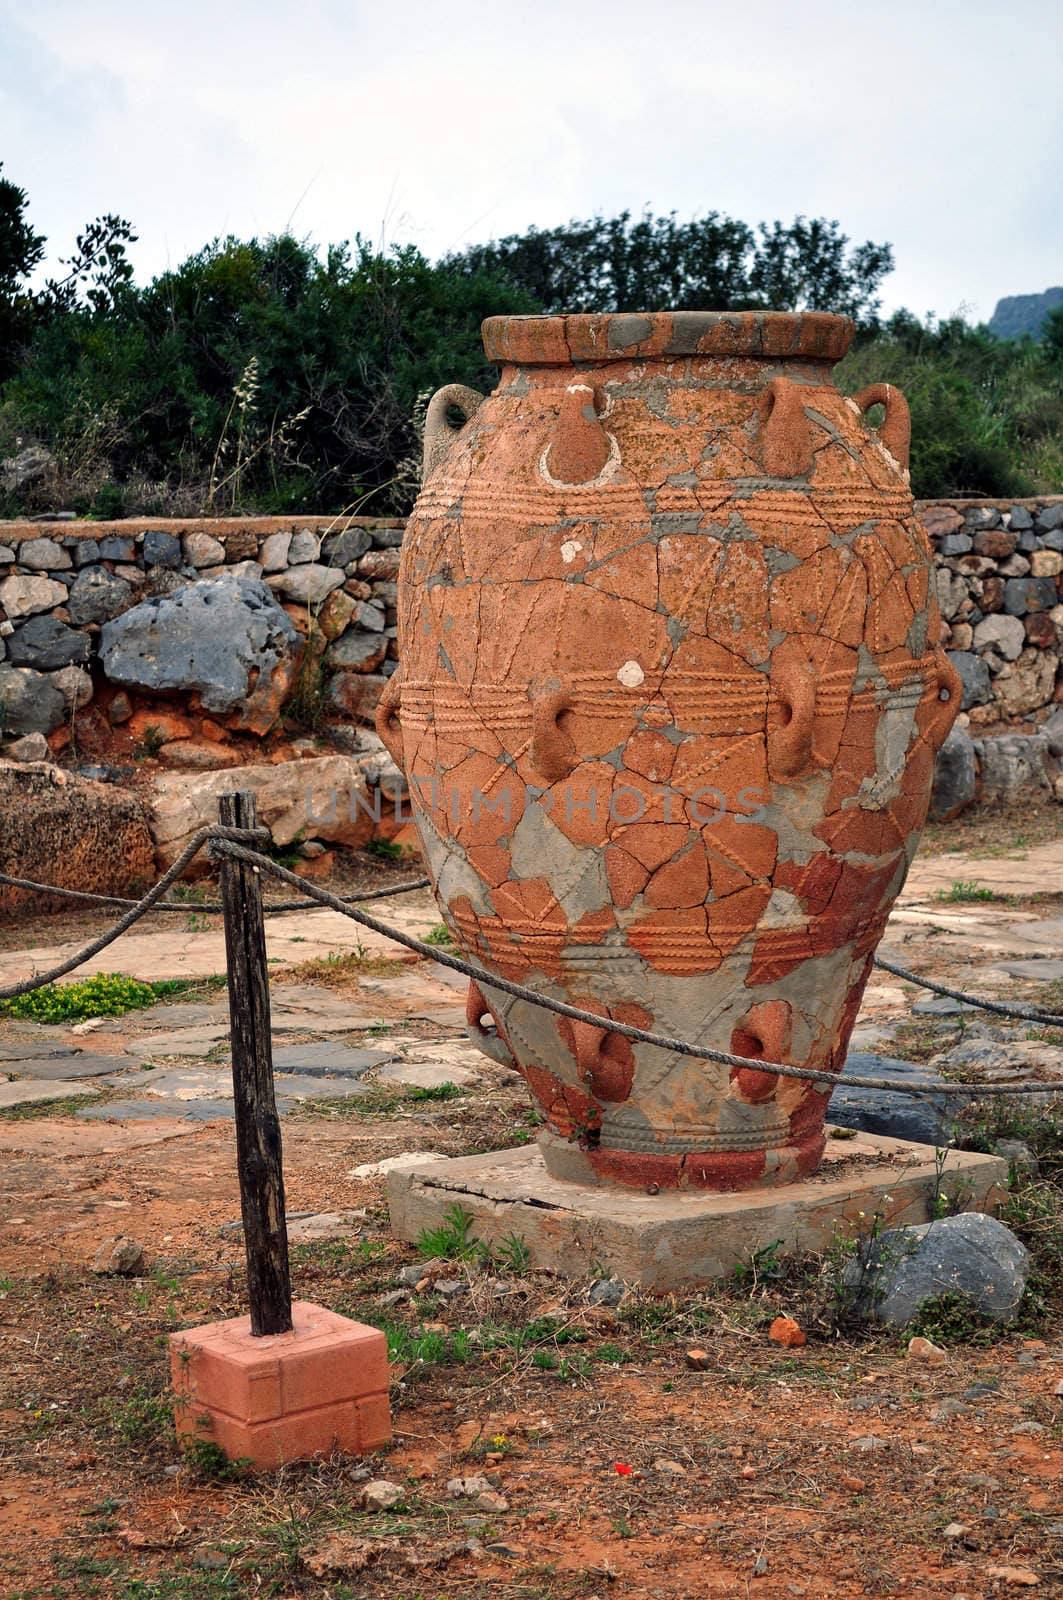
[170,1300,390,1469]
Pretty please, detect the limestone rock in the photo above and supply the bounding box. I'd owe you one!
[91,1235,146,1276]
[993,648,1057,715]
[360,1480,404,1511]
[1004,575,1058,615]
[0,573,68,619]
[0,760,154,914]
[928,724,977,821]
[287,528,320,564]
[322,527,371,567]
[972,613,1025,661]
[0,665,65,734]
[327,629,388,672]
[4,731,49,762]
[52,665,94,711]
[146,754,381,866]
[258,530,291,572]
[973,732,1052,802]
[7,615,91,669]
[16,536,71,571]
[266,563,345,605]
[841,1211,1029,1327]
[0,444,54,492]
[99,577,300,733]
[182,532,226,568]
[67,566,133,625]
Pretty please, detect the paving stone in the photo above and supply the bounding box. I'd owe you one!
[349,1151,448,1179]
[991,959,1063,982]
[270,1043,389,1077]
[4,1052,134,1081]
[78,1097,242,1122]
[0,1041,81,1063]
[0,1079,99,1107]
[97,1065,373,1103]
[374,1059,479,1090]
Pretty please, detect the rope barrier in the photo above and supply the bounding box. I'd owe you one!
[0,867,431,916]
[208,838,1063,1100]
[1,832,1060,1100]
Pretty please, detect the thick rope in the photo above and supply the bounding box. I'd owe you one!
[1,834,1059,1098]
[875,955,1063,1024]
[0,868,431,916]
[209,839,1062,1100]
[0,826,266,1002]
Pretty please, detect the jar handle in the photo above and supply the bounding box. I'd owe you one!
[850,382,911,470]
[374,667,404,768]
[422,384,485,479]
[758,377,815,478]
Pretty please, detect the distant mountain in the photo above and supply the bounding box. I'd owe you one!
[989,286,1063,341]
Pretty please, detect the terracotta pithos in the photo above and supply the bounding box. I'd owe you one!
[377,311,960,1191]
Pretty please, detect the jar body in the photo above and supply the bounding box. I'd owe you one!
[385,312,959,1190]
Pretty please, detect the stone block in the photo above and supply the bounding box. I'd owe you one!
[386,1137,1007,1290]
[170,1300,391,1469]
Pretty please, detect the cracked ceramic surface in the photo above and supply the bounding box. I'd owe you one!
[379,310,960,1191]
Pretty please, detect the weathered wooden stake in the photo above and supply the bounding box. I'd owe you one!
[218,791,292,1336]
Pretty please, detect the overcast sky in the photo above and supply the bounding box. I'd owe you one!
[2,0,1060,323]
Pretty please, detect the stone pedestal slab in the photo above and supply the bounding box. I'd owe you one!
[386,1133,1007,1291]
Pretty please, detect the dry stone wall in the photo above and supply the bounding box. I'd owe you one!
[0,504,1060,759]
[0,516,402,755]
[920,498,1063,725]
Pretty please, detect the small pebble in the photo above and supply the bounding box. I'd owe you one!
[907,1335,947,1366]
[768,1316,806,1349]
[685,1349,710,1370]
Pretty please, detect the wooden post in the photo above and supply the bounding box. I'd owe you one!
[218,791,292,1336]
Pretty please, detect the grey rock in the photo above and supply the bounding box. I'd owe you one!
[7,615,91,669]
[1009,506,1034,531]
[1,444,53,491]
[947,651,992,709]
[398,1260,435,1287]
[434,1278,465,1299]
[322,528,371,567]
[52,664,93,711]
[99,577,299,719]
[928,724,977,821]
[1041,526,1063,551]
[143,530,182,568]
[98,536,135,561]
[1017,529,1038,553]
[829,1052,966,1146]
[964,506,1000,530]
[589,1278,624,1306]
[351,600,386,632]
[0,545,15,562]
[257,531,291,572]
[0,665,66,734]
[4,731,50,761]
[327,629,388,671]
[973,732,1051,803]
[998,553,1031,577]
[1004,576,1058,615]
[266,563,345,605]
[939,533,972,556]
[67,566,133,625]
[12,1050,133,1080]
[287,528,320,564]
[1042,706,1063,758]
[371,525,405,548]
[972,613,1025,661]
[1035,504,1063,532]
[17,536,71,571]
[993,1139,1038,1176]
[71,539,101,567]
[842,1211,1029,1327]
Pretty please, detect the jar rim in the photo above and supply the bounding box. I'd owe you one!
[482,309,854,365]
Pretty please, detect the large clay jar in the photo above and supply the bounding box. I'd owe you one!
[378,311,959,1191]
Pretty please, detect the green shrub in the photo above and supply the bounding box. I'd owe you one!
[1,972,158,1022]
